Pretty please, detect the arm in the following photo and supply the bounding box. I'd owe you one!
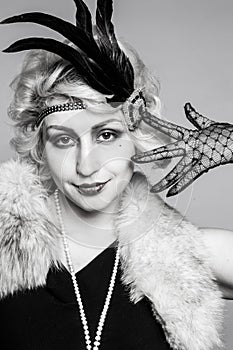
[129,103,233,297]
[201,227,233,299]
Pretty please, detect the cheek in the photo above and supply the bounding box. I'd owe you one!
[102,138,135,160]
[106,159,134,177]
[118,140,136,157]
[104,158,134,198]
[44,145,76,182]
[102,140,135,173]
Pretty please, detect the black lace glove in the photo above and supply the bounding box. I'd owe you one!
[131,103,233,197]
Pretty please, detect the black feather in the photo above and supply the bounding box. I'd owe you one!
[1,0,135,103]
[3,37,113,94]
[73,0,93,36]
[96,0,117,46]
[1,12,129,98]
[95,0,134,98]
[1,13,98,58]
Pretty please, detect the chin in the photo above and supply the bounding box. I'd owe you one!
[73,198,118,214]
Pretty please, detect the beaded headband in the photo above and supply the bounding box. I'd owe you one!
[34,100,86,129]
[35,90,146,131]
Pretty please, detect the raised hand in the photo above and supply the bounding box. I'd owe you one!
[131,103,233,197]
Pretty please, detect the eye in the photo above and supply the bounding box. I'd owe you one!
[97,130,119,142]
[54,136,76,147]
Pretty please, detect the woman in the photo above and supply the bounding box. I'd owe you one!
[0,1,233,349]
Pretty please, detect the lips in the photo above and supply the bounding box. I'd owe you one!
[74,180,110,196]
[78,181,109,189]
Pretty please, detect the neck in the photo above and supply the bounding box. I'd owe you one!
[53,190,118,248]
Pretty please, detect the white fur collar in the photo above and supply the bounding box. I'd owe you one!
[0,159,224,350]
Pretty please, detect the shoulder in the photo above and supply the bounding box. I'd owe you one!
[200,227,233,299]
[200,227,233,252]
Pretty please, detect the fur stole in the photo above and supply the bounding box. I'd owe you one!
[0,158,224,350]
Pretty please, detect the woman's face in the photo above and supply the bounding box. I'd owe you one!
[43,108,136,213]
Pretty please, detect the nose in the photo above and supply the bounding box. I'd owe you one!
[76,139,101,177]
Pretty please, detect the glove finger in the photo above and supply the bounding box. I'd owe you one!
[141,108,187,140]
[131,142,185,163]
[166,162,205,197]
[184,103,214,130]
[150,156,194,193]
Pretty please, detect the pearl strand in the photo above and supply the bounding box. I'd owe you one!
[54,189,120,350]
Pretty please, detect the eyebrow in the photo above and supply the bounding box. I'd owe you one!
[46,118,122,135]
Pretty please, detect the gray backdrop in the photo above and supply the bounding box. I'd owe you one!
[0,0,232,348]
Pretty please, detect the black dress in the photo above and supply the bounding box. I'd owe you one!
[0,245,171,350]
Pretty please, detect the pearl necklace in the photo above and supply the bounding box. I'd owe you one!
[54,189,120,350]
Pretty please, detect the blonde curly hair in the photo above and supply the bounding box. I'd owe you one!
[8,41,170,190]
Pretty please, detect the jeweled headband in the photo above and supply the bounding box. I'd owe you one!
[1,0,146,131]
[35,100,86,129]
[35,88,146,131]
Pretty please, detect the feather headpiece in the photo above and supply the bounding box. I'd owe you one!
[1,0,135,104]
